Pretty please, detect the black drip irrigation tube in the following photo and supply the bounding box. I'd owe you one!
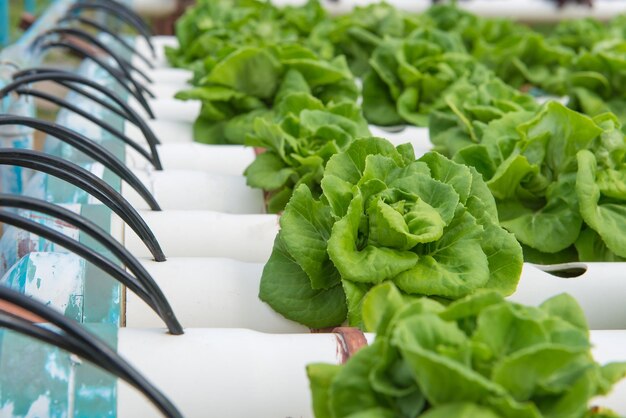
[0,286,183,417]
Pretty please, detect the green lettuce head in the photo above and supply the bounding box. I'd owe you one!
[259,137,522,329]
[361,27,490,127]
[244,70,371,213]
[473,31,574,95]
[567,40,626,124]
[308,283,626,418]
[166,0,327,70]
[308,2,424,77]
[175,44,359,144]
[430,76,539,158]
[455,101,626,263]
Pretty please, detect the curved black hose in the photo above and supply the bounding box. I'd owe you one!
[0,210,159,317]
[32,34,155,100]
[34,40,155,117]
[78,0,154,37]
[57,15,153,69]
[69,1,155,57]
[5,70,162,149]
[0,194,182,334]
[0,286,183,418]
[0,115,161,208]
[36,37,155,101]
[35,27,153,84]
[0,311,95,365]
[0,149,165,262]
[12,68,134,122]
[14,87,160,169]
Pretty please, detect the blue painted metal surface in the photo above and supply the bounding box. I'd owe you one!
[0,0,75,194]
[0,0,8,46]
[24,0,36,14]
[0,203,123,325]
[0,324,118,417]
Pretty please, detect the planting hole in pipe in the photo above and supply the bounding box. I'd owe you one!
[376,125,407,133]
[531,262,588,278]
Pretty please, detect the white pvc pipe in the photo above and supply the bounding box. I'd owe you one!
[125,143,256,174]
[125,119,195,143]
[124,259,626,331]
[121,170,264,212]
[591,330,626,412]
[123,210,279,261]
[125,257,307,332]
[146,99,201,122]
[268,0,430,14]
[149,83,187,100]
[116,329,345,417]
[144,68,193,86]
[128,0,177,17]
[113,329,625,417]
[269,0,626,20]
[460,0,626,22]
[126,100,432,152]
[133,36,177,69]
[509,263,626,330]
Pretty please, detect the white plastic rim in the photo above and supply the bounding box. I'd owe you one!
[125,119,194,144]
[509,263,626,330]
[125,143,255,174]
[121,170,265,212]
[125,257,307,333]
[123,210,279,261]
[114,329,624,417]
[116,329,345,417]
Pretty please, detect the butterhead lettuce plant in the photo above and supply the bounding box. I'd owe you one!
[429,76,539,158]
[244,70,370,213]
[455,101,626,263]
[361,28,491,127]
[175,44,358,144]
[259,137,522,329]
[307,282,626,418]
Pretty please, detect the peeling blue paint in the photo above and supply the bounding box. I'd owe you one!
[0,324,118,418]
[0,205,122,325]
